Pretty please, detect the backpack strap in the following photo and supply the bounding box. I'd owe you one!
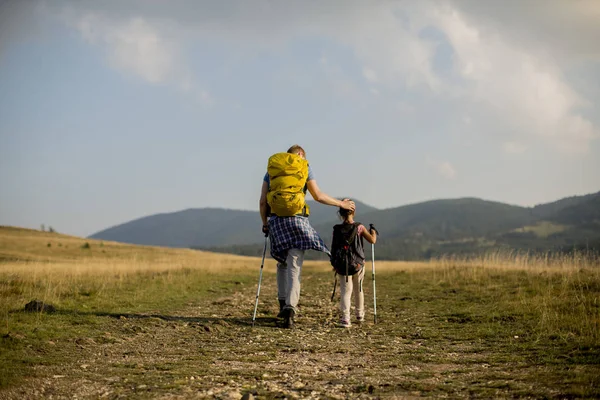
[347,222,360,244]
[344,223,360,281]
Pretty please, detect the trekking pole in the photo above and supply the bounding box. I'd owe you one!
[252,236,268,328]
[371,242,377,324]
[330,271,337,302]
[369,223,379,324]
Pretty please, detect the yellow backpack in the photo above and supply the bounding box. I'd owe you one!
[267,153,311,217]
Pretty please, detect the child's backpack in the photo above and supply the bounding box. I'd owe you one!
[330,222,363,278]
[266,153,311,217]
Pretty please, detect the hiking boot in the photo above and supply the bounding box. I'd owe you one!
[338,319,351,328]
[277,300,286,318]
[282,308,295,329]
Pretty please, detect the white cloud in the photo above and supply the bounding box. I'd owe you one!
[427,157,457,180]
[448,0,600,62]
[62,8,211,105]
[53,2,441,94]
[106,17,174,84]
[74,13,174,84]
[335,3,440,91]
[437,162,457,179]
[363,67,378,83]
[434,6,598,153]
[41,1,599,148]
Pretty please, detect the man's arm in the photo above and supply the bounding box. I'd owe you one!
[259,180,269,226]
[306,180,355,211]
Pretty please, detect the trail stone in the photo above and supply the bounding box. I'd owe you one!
[241,393,254,400]
[292,381,305,389]
[3,332,25,340]
[225,390,242,399]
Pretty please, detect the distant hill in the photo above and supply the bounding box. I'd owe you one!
[89,200,377,248]
[530,191,599,220]
[548,192,600,225]
[316,198,535,240]
[90,192,600,260]
[90,208,258,248]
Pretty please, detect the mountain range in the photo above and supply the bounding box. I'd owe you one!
[89,191,600,260]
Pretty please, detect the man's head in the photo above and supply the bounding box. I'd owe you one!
[287,144,306,159]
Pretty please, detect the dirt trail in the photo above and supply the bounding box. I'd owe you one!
[0,272,571,399]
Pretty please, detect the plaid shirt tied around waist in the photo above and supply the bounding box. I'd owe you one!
[268,216,330,263]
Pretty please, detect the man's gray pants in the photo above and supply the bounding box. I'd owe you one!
[276,248,304,313]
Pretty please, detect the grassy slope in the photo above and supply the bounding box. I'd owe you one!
[0,227,266,388]
[0,225,224,262]
[1,226,599,398]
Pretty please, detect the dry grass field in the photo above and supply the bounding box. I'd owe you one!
[1,226,599,399]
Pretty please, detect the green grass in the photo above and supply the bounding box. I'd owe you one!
[0,269,255,389]
[1,227,599,398]
[4,262,597,398]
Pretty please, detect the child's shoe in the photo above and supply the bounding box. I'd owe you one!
[356,316,364,325]
[338,319,351,328]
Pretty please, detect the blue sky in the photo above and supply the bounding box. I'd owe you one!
[1,0,599,237]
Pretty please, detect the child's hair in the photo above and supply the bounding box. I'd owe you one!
[338,198,353,221]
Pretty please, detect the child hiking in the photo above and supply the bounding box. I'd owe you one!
[330,199,377,328]
[259,145,355,329]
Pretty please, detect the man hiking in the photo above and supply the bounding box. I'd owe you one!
[259,144,355,328]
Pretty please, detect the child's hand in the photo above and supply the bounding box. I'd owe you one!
[369,224,379,236]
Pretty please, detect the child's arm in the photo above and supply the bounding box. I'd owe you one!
[360,224,377,244]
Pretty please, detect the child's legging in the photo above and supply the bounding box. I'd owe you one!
[338,265,365,322]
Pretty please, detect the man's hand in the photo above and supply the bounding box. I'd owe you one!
[262,224,269,237]
[340,198,355,212]
[369,223,379,236]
